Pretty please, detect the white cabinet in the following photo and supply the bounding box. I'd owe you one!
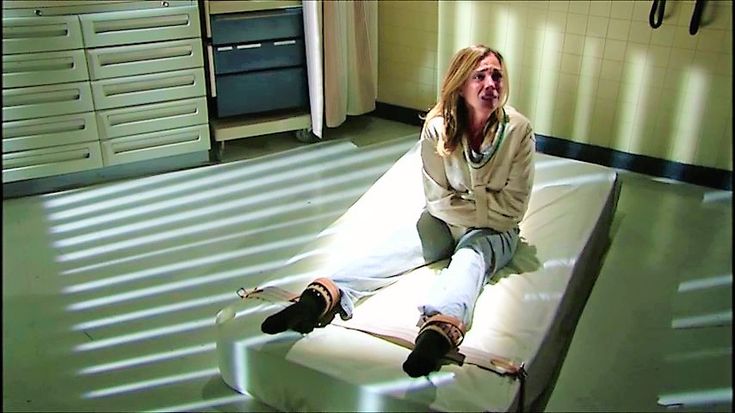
[2,1,210,185]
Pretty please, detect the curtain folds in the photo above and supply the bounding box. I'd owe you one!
[303,0,378,138]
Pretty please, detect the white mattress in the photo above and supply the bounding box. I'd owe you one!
[215,143,621,412]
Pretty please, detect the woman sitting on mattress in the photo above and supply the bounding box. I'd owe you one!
[261,44,536,378]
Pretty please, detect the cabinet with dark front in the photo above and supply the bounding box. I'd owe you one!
[209,7,309,118]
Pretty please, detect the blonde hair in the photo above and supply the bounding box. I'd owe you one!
[423,45,510,157]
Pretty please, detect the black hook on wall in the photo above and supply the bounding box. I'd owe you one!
[689,0,706,35]
[649,0,666,29]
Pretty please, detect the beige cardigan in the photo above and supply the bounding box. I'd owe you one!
[420,106,535,235]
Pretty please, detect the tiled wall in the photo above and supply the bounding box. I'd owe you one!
[377,0,732,171]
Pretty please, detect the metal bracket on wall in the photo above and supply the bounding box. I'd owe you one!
[689,0,706,35]
[650,0,707,36]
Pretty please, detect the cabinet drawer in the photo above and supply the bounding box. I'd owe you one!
[2,49,89,88]
[101,124,210,166]
[2,15,83,54]
[86,37,204,80]
[2,112,98,152]
[215,66,308,117]
[213,38,304,75]
[91,67,206,110]
[96,97,208,140]
[79,5,201,48]
[2,141,103,183]
[2,81,94,122]
[211,7,302,45]
[207,1,302,15]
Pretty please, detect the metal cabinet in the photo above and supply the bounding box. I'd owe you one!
[209,7,309,118]
[203,0,314,153]
[2,1,210,186]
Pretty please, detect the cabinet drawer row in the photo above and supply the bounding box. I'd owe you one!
[2,141,103,183]
[2,124,211,183]
[3,97,208,152]
[2,5,200,54]
[3,38,204,88]
[3,68,206,121]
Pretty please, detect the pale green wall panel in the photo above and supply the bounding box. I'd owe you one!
[377,0,733,171]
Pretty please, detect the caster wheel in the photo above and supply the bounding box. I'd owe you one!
[295,128,319,143]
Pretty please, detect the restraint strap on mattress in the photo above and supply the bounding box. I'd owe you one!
[236,286,527,377]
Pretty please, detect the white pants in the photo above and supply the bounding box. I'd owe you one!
[331,209,520,326]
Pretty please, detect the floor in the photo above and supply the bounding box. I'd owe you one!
[2,115,732,412]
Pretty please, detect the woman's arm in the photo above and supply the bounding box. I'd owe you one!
[420,124,477,228]
[485,124,535,227]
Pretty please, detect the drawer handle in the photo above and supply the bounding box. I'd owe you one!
[4,88,81,107]
[273,40,296,46]
[94,14,189,34]
[3,147,91,169]
[216,46,233,52]
[216,10,294,21]
[102,74,196,96]
[107,104,198,127]
[3,118,86,139]
[3,23,69,39]
[97,45,194,66]
[112,130,200,154]
[236,43,262,50]
[3,56,76,74]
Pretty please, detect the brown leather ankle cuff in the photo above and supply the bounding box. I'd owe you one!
[305,278,341,325]
[419,314,466,348]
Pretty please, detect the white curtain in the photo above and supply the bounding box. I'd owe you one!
[303,0,378,138]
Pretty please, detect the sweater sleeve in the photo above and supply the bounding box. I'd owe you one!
[420,122,477,228]
[485,124,535,226]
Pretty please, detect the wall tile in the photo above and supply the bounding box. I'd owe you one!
[696,29,727,53]
[586,16,609,38]
[562,33,586,55]
[583,36,606,58]
[576,73,601,95]
[607,19,632,41]
[600,59,623,81]
[650,24,676,47]
[589,1,612,18]
[568,1,590,15]
[557,72,580,93]
[547,11,568,32]
[610,1,634,20]
[548,1,570,13]
[632,0,652,22]
[604,39,628,61]
[672,27,700,49]
[561,53,583,74]
[566,13,588,35]
[579,56,603,77]
[628,23,652,44]
[717,118,732,170]
[597,78,621,100]
[648,45,672,68]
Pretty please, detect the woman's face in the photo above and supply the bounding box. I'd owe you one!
[460,53,504,116]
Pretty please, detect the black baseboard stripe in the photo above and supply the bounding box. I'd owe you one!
[374,102,732,191]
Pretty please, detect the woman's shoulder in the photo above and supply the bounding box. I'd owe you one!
[504,105,533,133]
[504,105,531,126]
[422,116,445,139]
